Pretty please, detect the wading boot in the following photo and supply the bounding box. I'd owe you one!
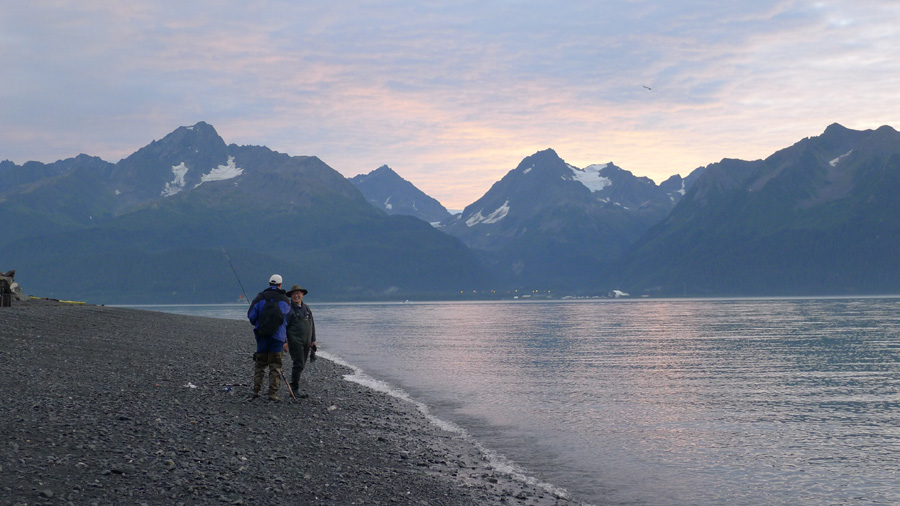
[246,383,261,401]
[252,353,267,398]
[267,371,280,402]
[290,370,300,394]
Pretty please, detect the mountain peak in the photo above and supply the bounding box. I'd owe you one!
[823,122,850,135]
[521,148,562,164]
[165,121,223,144]
[352,165,402,184]
[368,165,399,179]
[108,122,231,205]
[349,165,450,223]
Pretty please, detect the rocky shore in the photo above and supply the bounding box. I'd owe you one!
[0,299,583,506]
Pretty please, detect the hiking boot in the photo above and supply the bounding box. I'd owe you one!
[289,382,299,393]
[268,394,281,402]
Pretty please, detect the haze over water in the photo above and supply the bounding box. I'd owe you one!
[144,297,900,505]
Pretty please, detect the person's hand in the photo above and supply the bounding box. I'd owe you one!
[283,342,289,352]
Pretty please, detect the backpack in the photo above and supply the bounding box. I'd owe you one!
[256,294,285,339]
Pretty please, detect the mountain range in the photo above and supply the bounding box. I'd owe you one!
[2,121,899,303]
[611,123,900,295]
[0,122,484,303]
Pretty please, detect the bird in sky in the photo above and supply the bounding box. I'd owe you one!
[643,85,653,90]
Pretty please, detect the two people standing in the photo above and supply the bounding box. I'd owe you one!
[247,274,316,401]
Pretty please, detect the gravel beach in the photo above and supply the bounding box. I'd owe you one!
[0,299,583,506]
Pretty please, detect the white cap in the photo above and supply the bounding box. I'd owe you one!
[268,274,283,285]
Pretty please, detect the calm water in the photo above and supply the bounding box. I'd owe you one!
[133,298,900,505]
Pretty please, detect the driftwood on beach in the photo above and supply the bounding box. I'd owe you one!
[0,298,578,505]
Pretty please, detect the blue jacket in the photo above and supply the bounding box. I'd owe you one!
[247,286,291,353]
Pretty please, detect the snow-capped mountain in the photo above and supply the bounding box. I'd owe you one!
[106,121,235,208]
[5,120,899,300]
[439,148,701,288]
[0,122,483,303]
[349,165,451,224]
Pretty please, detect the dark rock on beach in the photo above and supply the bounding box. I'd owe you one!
[0,299,582,505]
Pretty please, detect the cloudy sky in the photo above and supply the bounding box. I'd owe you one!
[2,1,898,208]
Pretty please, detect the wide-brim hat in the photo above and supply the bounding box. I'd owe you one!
[286,285,308,295]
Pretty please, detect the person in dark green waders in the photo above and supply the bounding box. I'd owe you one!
[285,284,317,394]
[247,274,291,401]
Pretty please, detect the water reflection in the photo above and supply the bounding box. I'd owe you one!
[134,298,900,506]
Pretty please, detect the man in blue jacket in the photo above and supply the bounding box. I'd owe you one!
[247,274,291,401]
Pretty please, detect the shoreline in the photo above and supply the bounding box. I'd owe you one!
[0,299,583,505]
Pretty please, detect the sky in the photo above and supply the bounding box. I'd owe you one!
[2,1,899,209]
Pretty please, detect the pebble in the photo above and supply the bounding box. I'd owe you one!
[0,300,580,505]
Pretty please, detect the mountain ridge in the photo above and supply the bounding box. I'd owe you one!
[0,122,487,303]
[3,121,899,301]
[611,123,900,295]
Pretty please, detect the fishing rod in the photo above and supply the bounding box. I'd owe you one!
[222,247,296,402]
[222,247,250,304]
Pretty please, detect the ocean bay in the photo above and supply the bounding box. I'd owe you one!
[135,297,900,505]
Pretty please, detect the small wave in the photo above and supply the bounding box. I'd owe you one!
[319,350,574,501]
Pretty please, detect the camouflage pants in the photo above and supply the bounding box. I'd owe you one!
[252,352,283,396]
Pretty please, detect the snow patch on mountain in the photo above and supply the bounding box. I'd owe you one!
[384,197,393,210]
[570,163,612,192]
[466,201,510,227]
[195,156,243,188]
[161,162,189,197]
[669,180,687,202]
[830,150,853,167]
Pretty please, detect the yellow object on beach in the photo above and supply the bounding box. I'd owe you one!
[28,296,86,305]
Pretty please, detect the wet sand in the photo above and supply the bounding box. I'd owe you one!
[0,299,583,505]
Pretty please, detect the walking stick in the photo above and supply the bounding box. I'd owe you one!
[278,346,297,401]
[223,247,296,402]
